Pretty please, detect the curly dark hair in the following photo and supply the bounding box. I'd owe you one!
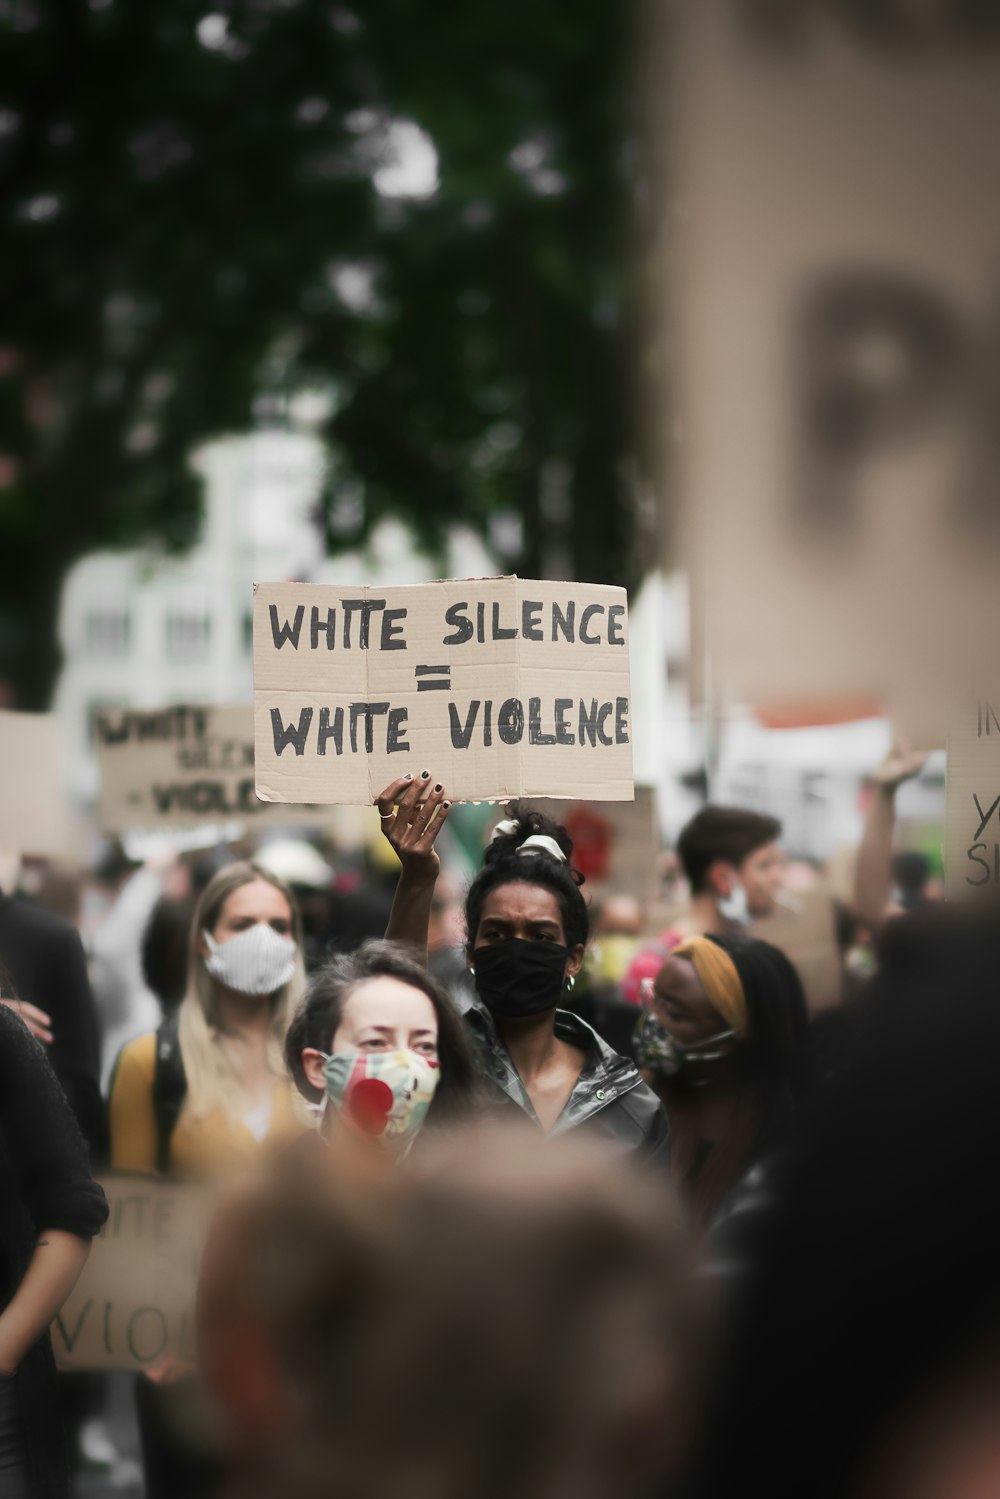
[465,803,589,953]
[284,940,481,1123]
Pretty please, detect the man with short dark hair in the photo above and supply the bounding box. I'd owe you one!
[676,807,785,934]
[622,806,785,1004]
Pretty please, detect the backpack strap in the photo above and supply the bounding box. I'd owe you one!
[152,1012,187,1175]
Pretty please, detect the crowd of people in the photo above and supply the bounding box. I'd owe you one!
[1,749,992,1499]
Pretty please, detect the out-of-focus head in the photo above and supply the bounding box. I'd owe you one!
[254,838,333,893]
[690,907,1000,1499]
[595,894,644,936]
[891,850,931,910]
[677,806,784,919]
[199,1122,697,1499]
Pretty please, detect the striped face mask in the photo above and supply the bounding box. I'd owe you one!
[202,924,297,996]
[320,1049,440,1139]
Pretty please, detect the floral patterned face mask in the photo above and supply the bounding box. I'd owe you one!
[319,1048,440,1139]
[634,1010,738,1079]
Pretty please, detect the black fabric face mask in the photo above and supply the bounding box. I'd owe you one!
[473,938,570,1019]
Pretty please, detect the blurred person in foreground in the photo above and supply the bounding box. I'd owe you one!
[622,808,785,1007]
[198,1121,697,1499]
[687,904,1000,1499]
[380,776,669,1162]
[0,989,108,1499]
[636,934,810,1235]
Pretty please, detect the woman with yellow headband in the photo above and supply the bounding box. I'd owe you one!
[637,933,809,1226]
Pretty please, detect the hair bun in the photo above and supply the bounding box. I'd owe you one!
[484,803,584,885]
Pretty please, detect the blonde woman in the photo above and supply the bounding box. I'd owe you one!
[109,861,307,1178]
[107,861,308,1499]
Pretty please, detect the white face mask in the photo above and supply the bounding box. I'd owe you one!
[202,924,297,996]
[717,879,752,927]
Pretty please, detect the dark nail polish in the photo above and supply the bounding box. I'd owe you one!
[434,783,442,792]
[443,801,451,809]
[404,773,413,780]
[421,770,430,779]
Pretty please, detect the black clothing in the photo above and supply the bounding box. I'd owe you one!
[0,895,103,1157]
[459,994,670,1165]
[0,1004,108,1499]
[567,982,643,1059]
[0,1373,30,1498]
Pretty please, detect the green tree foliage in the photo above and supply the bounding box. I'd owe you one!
[0,0,650,709]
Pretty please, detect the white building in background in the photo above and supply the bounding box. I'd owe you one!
[55,428,328,805]
[54,428,499,808]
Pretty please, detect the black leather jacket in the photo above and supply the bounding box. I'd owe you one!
[459,994,670,1166]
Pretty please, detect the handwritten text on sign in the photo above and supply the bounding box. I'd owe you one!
[253,578,634,804]
[53,1175,213,1373]
[947,698,1000,893]
[95,703,330,832]
[944,701,1000,898]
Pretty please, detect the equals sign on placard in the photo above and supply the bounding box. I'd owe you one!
[415,665,452,692]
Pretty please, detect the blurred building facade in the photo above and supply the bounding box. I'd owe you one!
[55,428,328,805]
[53,428,500,809]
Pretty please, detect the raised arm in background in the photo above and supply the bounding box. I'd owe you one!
[854,745,930,932]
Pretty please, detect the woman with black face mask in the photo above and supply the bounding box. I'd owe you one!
[636,933,810,1230]
[379,783,668,1164]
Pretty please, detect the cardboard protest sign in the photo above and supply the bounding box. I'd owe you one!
[945,701,1000,899]
[671,3,1000,739]
[53,1174,213,1373]
[752,889,843,1016]
[0,710,74,858]
[96,703,330,832]
[487,787,659,903]
[253,578,633,805]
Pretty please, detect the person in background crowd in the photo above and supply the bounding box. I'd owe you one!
[571,894,648,1056]
[637,933,809,1232]
[109,860,307,1177]
[591,894,644,973]
[379,775,669,1163]
[0,995,108,1499]
[426,872,468,995]
[284,940,480,1147]
[138,850,220,1023]
[890,850,934,912]
[687,907,1000,1499]
[198,1122,694,1499]
[622,806,785,1007]
[0,861,103,1158]
[108,860,309,1499]
[89,850,183,1091]
[9,850,142,1485]
[254,838,335,974]
[854,743,931,932]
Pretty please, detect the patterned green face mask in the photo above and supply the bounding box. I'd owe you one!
[320,1048,440,1138]
[634,1011,738,1079]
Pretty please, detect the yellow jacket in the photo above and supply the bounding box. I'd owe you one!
[109,1031,306,1178]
